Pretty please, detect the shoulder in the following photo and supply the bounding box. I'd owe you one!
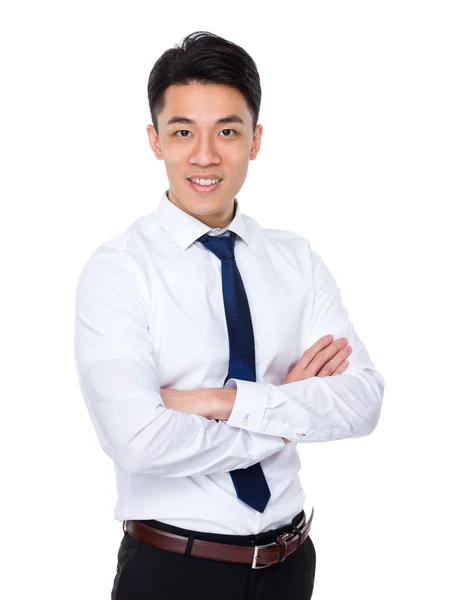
[242,213,311,254]
[76,213,157,293]
[263,226,311,250]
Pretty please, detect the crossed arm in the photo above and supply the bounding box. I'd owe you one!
[160,385,292,444]
[159,247,384,445]
[160,331,356,444]
[160,386,236,421]
[75,242,384,478]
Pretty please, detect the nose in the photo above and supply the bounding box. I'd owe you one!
[189,133,220,166]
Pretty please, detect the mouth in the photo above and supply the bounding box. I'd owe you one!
[187,178,223,194]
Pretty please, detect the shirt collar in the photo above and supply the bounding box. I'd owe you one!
[154,189,251,251]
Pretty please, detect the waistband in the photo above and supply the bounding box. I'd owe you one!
[136,508,306,547]
[124,508,314,569]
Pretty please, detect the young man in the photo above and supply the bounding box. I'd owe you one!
[74,31,384,600]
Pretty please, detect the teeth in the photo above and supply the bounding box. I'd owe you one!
[189,178,220,186]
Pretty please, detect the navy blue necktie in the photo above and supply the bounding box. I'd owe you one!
[197,230,271,513]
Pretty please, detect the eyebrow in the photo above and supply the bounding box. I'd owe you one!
[166,114,245,127]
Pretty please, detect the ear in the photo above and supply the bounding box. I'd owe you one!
[147,124,163,160]
[249,124,263,160]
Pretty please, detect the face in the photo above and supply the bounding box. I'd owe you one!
[147,82,263,229]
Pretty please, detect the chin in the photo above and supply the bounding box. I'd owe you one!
[188,199,226,214]
[169,183,233,215]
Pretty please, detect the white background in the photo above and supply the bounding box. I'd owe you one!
[1,1,448,598]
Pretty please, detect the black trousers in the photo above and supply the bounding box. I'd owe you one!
[111,510,316,599]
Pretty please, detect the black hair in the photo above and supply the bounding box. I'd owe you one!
[147,31,261,136]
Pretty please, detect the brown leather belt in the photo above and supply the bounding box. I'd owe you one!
[124,507,314,570]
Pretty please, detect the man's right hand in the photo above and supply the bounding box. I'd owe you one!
[281,334,352,443]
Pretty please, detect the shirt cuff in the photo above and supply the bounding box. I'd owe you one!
[224,378,304,443]
[224,378,268,430]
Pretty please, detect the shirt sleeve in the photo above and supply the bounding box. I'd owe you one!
[224,245,385,443]
[74,246,285,476]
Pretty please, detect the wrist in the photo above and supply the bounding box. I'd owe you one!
[213,388,236,421]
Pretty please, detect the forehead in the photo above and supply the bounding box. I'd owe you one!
[161,82,250,124]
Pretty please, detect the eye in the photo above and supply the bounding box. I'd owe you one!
[173,129,238,138]
[219,129,237,137]
[173,130,192,137]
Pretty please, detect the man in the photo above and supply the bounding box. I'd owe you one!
[74,30,384,600]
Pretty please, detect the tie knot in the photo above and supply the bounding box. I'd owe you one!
[197,231,236,261]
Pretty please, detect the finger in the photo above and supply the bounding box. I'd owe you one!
[333,361,349,374]
[293,335,335,373]
[309,339,349,376]
[316,345,352,377]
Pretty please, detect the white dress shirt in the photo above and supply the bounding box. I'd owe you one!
[74,189,384,534]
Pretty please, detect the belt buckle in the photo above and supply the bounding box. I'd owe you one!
[251,531,292,569]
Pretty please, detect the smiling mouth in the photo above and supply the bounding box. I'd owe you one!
[187,178,223,193]
[187,178,223,185]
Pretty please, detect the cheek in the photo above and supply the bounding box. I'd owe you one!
[164,156,186,174]
[225,149,250,170]
[229,159,249,180]
[162,144,187,162]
